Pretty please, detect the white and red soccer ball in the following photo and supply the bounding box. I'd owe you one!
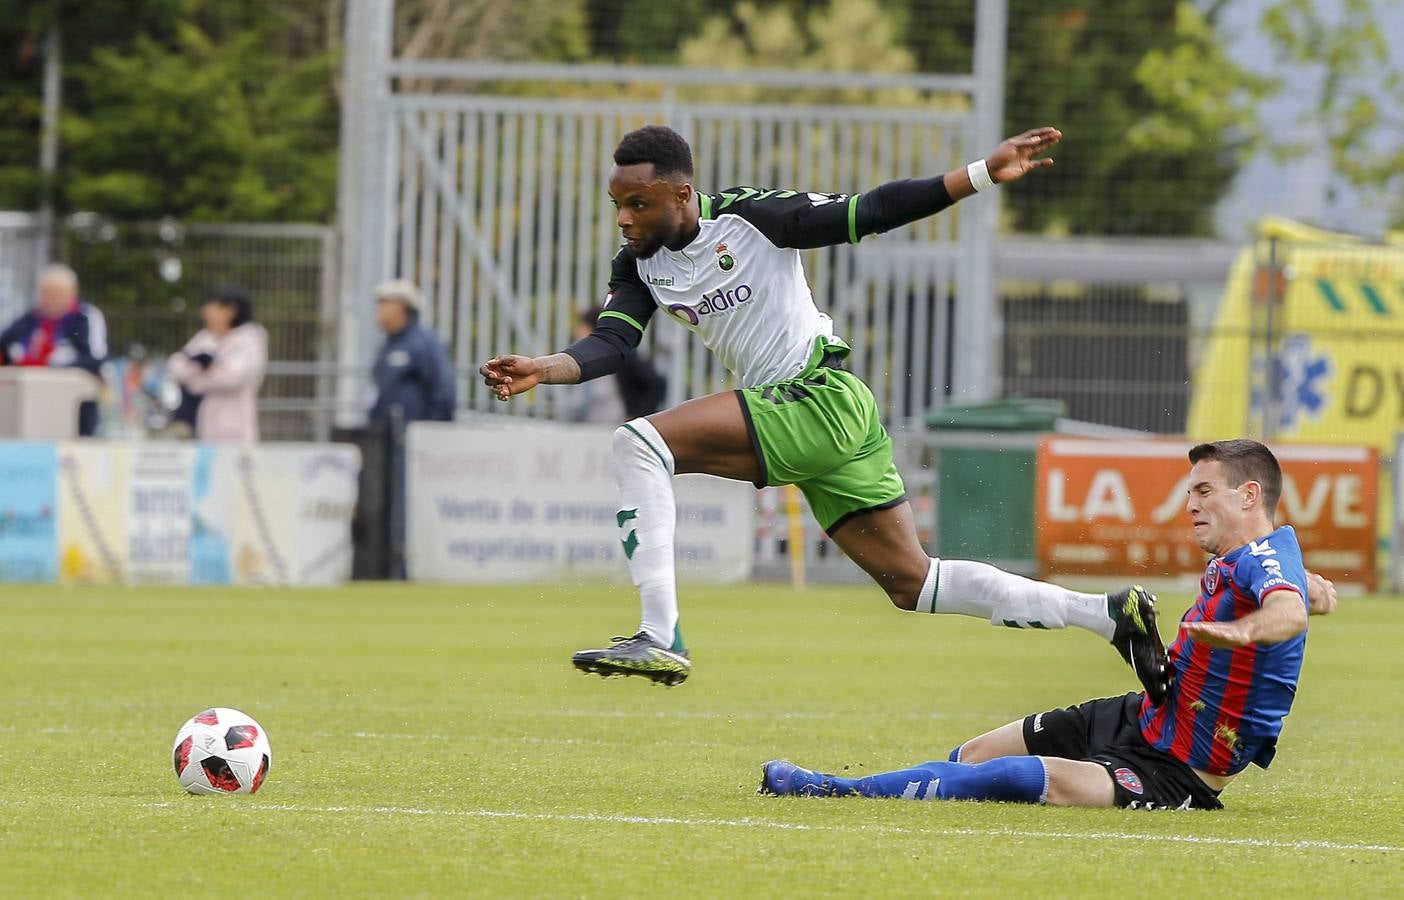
[172,708,272,795]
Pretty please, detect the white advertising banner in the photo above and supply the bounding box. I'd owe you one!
[407,422,754,583]
[197,444,360,586]
[56,441,129,584]
[128,444,195,584]
[266,445,359,586]
[1,439,358,586]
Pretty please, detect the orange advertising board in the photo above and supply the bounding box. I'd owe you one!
[1035,439,1377,588]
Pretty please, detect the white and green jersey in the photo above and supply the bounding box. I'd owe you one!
[564,178,954,389]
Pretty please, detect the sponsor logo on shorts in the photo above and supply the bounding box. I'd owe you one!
[1031,713,1044,733]
[666,284,753,326]
[1114,767,1144,795]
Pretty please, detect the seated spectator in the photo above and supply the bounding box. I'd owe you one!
[166,284,268,444]
[0,263,107,436]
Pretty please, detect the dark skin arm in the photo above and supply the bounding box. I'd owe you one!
[479,127,1063,400]
[942,126,1061,201]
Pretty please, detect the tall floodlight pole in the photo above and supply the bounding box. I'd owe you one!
[952,0,1007,404]
[37,25,61,270]
[336,0,396,426]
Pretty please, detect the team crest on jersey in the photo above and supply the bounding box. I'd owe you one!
[715,241,735,272]
[1113,768,1144,795]
[1203,561,1220,595]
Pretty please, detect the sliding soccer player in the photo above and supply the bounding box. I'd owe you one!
[481,124,1167,698]
[761,441,1335,810]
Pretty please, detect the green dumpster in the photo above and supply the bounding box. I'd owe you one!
[924,399,1064,569]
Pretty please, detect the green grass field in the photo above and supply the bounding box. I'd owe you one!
[3,582,1403,897]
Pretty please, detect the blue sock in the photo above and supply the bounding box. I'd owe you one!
[823,757,1047,804]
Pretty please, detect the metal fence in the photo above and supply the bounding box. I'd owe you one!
[0,212,42,327]
[0,215,338,442]
[984,236,1239,434]
[383,98,983,425]
[338,0,1009,421]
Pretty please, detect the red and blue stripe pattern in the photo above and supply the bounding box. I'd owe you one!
[1139,525,1308,776]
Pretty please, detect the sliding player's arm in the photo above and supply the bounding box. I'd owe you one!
[715,126,1061,250]
[1181,590,1309,648]
[1183,548,1312,647]
[481,248,656,400]
[1305,570,1338,616]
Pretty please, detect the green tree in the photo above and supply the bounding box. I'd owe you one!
[677,0,946,107]
[0,0,340,220]
[395,0,589,67]
[901,0,1274,236]
[0,20,44,208]
[0,1,598,218]
[1260,0,1404,228]
[63,22,338,221]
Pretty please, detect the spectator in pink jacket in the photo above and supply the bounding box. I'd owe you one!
[166,285,268,444]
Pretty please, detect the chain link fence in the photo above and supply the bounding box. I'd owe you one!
[56,216,337,441]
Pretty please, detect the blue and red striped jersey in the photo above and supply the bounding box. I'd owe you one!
[1139,525,1308,776]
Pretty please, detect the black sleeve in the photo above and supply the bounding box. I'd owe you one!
[706,178,955,249]
[562,248,658,382]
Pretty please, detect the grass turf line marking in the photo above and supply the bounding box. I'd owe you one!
[138,802,1402,854]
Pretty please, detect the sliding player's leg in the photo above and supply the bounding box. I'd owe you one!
[758,755,1115,807]
[571,390,759,686]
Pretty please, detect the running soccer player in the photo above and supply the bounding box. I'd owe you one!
[761,440,1336,810]
[480,124,1168,695]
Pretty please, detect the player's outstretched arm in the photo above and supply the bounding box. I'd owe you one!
[479,352,582,402]
[1181,590,1310,648]
[716,126,1060,250]
[943,126,1062,201]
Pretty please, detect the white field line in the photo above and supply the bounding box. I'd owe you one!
[137,801,1402,855]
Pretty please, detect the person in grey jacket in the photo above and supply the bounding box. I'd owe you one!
[369,280,455,428]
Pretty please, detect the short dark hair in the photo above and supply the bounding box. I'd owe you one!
[206,283,254,328]
[613,125,694,180]
[1188,439,1282,516]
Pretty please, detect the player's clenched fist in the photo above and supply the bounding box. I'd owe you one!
[479,354,542,401]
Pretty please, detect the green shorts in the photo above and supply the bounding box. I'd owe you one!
[736,362,906,533]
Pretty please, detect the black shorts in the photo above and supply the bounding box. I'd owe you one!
[1022,693,1224,811]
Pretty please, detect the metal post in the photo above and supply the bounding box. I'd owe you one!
[1261,236,1281,440]
[315,228,338,441]
[36,25,61,269]
[951,0,1006,403]
[336,0,396,427]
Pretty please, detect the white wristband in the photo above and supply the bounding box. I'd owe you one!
[966,159,996,192]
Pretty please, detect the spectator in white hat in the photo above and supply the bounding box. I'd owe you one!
[368,279,455,428]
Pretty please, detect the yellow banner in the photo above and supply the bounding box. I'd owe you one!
[1188,217,1404,450]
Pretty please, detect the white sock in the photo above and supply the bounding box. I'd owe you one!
[914,558,1115,640]
[612,418,679,648]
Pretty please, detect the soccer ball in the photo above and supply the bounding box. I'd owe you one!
[172,707,272,795]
